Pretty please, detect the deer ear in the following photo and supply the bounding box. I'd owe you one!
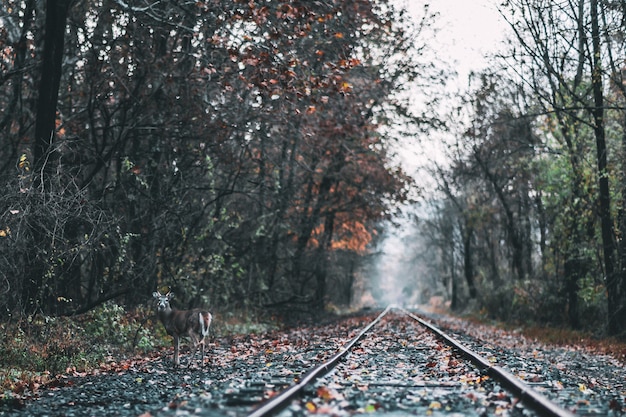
[153,292,160,299]
[167,292,175,300]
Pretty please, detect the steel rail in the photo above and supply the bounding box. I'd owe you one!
[247,305,575,417]
[398,306,576,417]
[246,305,393,417]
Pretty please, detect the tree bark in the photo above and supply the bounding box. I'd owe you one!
[22,0,71,313]
[33,0,70,174]
[463,227,477,299]
[591,0,622,336]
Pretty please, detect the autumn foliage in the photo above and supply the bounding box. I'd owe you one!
[0,0,434,315]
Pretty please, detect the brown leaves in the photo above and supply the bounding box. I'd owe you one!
[276,4,298,20]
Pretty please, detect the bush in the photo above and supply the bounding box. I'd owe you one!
[79,302,157,352]
[0,302,156,400]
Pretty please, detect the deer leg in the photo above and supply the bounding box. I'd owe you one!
[188,331,200,368]
[200,339,205,367]
[173,335,180,367]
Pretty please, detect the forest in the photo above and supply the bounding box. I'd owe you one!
[0,0,625,339]
[418,0,626,338]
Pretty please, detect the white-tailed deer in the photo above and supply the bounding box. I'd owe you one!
[153,291,212,367]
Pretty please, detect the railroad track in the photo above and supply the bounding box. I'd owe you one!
[247,305,576,417]
[3,305,619,417]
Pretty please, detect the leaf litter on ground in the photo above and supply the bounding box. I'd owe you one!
[0,309,624,416]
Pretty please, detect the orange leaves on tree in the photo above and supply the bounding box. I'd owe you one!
[55,113,66,138]
[338,58,361,69]
[310,218,372,253]
[251,5,270,24]
[331,220,372,252]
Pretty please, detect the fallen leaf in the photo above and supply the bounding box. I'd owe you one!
[429,401,442,409]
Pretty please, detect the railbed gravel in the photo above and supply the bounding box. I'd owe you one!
[0,308,624,416]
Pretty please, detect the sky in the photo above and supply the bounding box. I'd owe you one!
[390,0,510,179]
[364,1,511,308]
[412,0,509,82]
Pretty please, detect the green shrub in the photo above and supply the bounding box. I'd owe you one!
[0,302,158,399]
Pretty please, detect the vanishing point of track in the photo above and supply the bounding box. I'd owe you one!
[247,305,576,417]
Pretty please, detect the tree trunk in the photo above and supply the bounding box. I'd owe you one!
[591,0,623,336]
[33,0,70,174]
[563,252,582,329]
[462,225,477,299]
[314,211,335,309]
[606,0,626,340]
[617,111,626,337]
[22,0,70,313]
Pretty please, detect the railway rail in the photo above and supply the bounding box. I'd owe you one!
[2,306,621,416]
[247,305,576,417]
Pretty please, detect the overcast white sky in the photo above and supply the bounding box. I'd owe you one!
[407,0,509,83]
[389,0,510,178]
[367,1,512,306]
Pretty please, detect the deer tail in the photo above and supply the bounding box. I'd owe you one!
[199,312,211,337]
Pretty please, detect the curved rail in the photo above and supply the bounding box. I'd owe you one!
[247,305,576,417]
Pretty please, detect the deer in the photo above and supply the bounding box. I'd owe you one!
[152,291,212,367]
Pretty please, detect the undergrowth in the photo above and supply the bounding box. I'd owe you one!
[0,302,280,403]
[0,302,156,402]
[463,310,626,363]
[516,325,626,363]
